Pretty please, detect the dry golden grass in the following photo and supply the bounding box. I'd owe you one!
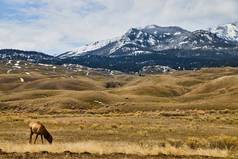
[0,141,228,157]
[16,77,103,91]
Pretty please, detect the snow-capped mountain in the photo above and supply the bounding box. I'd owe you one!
[58,24,238,59]
[1,23,238,73]
[209,22,238,42]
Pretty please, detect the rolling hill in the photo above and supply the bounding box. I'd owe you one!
[1,60,238,113]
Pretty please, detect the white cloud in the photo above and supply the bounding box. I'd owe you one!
[0,0,237,55]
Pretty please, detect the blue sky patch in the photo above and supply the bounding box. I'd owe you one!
[0,0,46,22]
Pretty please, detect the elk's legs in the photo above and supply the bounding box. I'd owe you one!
[41,135,44,144]
[34,134,39,144]
[29,131,33,144]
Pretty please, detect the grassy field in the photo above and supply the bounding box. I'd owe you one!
[0,60,238,158]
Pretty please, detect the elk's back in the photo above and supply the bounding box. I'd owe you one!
[29,122,46,134]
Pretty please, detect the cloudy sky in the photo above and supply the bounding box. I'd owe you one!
[0,0,237,55]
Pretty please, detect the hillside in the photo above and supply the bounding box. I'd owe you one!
[1,60,238,113]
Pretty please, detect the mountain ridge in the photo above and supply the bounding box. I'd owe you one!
[0,49,61,65]
[57,22,238,59]
[1,22,238,73]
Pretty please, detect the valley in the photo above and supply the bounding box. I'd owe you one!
[0,60,238,158]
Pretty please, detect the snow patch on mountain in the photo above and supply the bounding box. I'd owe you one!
[59,37,119,58]
[209,22,238,42]
[174,32,181,35]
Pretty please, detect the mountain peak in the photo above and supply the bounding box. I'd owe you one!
[143,24,160,29]
[209,22,238,42]
[141,25,190,36]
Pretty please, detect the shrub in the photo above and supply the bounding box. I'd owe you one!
[111,124,118,129]
[208,135,238,150]
[167,139,183,148]
[186,137,208,149]
[105,81,122,88]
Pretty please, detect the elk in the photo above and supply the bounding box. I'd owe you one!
[29,121,53,144]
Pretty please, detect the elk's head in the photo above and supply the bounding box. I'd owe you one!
[44,132,53,144]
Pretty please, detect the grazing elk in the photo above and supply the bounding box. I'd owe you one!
[29,121,53,144]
